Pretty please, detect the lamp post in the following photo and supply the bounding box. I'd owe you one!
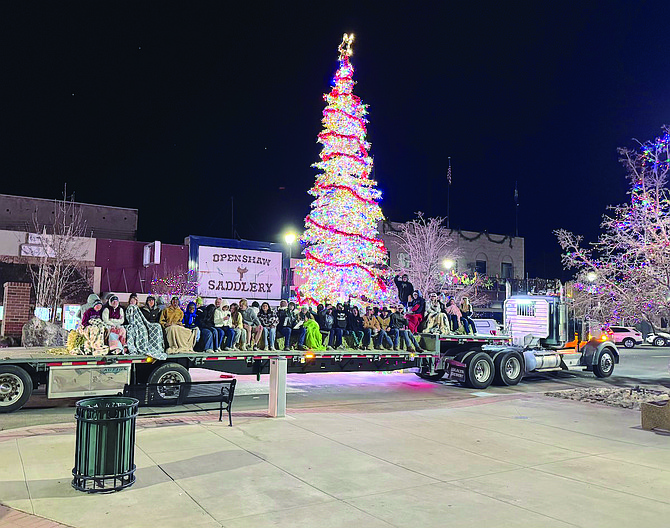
[284,233,297,300]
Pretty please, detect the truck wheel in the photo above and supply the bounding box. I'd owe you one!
[493,351,524,386]
[593,350,615,378]
[464,352,494,389]
[147,363,191,403]
[415,370,445,381]
[622,338,635,349]
[0,365,33,413]
[653,336,666,347]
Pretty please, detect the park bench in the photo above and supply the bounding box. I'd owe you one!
[123,378,237,426]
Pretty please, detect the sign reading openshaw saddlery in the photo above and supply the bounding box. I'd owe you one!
[197,246,283,300]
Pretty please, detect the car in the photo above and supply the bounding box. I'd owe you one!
[645,330,670,347]
[607,326,643,348]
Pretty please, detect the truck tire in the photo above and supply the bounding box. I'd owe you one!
[622,338,635,349]
[0,365,33,413]
[147,363,191,403]
[415,370,445,381]
[464,352,494,389]
[493,351,524,386]
[593,349,615,378]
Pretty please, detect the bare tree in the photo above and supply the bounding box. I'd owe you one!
[390,212,460,295]
[28,193,92,322]
[557,127,670,326]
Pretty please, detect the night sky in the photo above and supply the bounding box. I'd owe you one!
[3,2,670,279]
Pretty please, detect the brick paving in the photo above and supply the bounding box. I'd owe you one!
[0,504,73,527]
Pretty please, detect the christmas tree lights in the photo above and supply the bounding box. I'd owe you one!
[296,34,392,306]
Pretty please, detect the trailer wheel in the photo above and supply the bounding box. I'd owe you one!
[493,351,524,386]
[416,370,445,381]
[147,363,191,402]
[0,365,33,413]
[593,349,615,378]
[464,352,494,389]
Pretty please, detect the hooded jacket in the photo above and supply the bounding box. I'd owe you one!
[183,303,198,328]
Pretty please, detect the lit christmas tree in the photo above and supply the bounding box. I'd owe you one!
[296,34,391,306]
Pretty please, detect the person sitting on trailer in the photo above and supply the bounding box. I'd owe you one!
[213,298,235,351]
[303,312,326,350]
[239,298,263,351]
[77,293,101,320]
[329,302,348,350]
[229,302,247,350]
[317,304,334,347]
[277,300,307,351]
[347,306,368,349]
[444,298,462,333]
[375,307,394,349]
[363,306,381,347]
[124,303,166,360]
[187,301,214,353]
[141,296,161,324]
[101,295,127,354]
[459,297,477,335]
[81,299,103,326]
[159,296,197,353]
[406,291,425,333]
[394,274,414,307]
[425,292,448,334]
[258,302,279,350]
[388,305,423,352]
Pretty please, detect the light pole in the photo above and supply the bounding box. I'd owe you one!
[284,233,297,299]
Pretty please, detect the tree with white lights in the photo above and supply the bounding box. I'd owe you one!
[557,127,670,325]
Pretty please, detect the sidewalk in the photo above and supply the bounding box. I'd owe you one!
[1,395,670,528]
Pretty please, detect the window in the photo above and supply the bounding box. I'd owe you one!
[501,262,513,279]
[516,302,536,317]
[475,260,487,275]
[398,252,411,269]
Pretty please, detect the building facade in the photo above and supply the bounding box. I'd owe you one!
[379,221,525,280]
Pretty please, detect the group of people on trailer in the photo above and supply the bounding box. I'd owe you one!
[73,272,474,356]
[393,274,478,336]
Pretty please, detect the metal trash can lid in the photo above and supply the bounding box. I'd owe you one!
[76,397,139,409]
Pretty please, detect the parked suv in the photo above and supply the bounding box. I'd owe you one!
[645,330,670,347]
[607,326,643,349]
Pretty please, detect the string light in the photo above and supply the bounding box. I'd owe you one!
[296,33,395,306]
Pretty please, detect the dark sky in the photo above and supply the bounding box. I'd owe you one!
[3,2,670,279]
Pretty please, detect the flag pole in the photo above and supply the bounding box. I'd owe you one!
[514,180,519,237]
[446,157,452,228]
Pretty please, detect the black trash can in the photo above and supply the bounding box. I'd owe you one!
[72,396,139,493]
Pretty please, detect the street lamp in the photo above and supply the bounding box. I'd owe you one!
[586,271,597,282]
[442,258,455,270]
[284,232,297,300]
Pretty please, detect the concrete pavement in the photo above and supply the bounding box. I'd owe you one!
[1,393,670,528]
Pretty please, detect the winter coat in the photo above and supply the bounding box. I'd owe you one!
[160,305,184,327]
[240,308,261,327]
[82,307,101,327]
[376,314,391,331]
[363,314,380,332]
[409,296,426,316]
[317,308,334,331]
[183,303,198,328]
[258,308,279,328]
[101,305,124,327]
[334,308,348,329]
[141,305,162,324]
[277,307,298,329]
[390,312,409,330]
[196,305,216,329]
[214,308,232,327]
[347,312,365,332]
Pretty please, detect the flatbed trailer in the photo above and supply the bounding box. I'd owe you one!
[0,344,438,413]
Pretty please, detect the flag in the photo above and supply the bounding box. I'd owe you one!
[447,158,452,185]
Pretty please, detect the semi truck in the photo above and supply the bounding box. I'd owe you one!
[416,294,619,388]
[0,294,618,414]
